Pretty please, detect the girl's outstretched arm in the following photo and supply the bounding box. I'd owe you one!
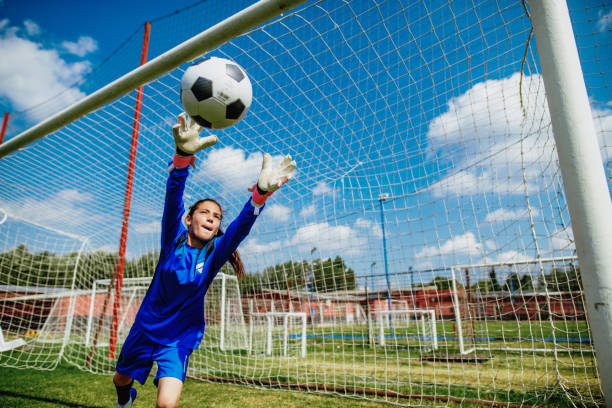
[206,153,297,276]
[161,113,218,250]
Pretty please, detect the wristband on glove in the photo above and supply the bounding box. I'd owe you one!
[172,153,196,169]
[251,184,273,206]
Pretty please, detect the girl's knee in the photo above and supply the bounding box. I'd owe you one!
[113,372,133,387]
[156,397,180,408]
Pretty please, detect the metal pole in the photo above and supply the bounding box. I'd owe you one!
[365,276,373,348]
[0,0,308,158]
[370,262,376,301]
[531,1,612,404]
[109,21,151,359]
[378,194,393,336]
[0,113,9,145]
[309,247,316,324]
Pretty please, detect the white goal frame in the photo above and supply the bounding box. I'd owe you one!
[248,311,307,358]
[372,309,438,351]
[449,256,593,356]
[86,273,248,350]
[85,277,151,347]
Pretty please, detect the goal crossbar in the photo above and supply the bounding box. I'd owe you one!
[0,0,308,159]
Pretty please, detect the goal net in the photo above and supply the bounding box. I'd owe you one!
[200,272,248,351]
[0,0,610,406]
[248,311,307,358]
[450,257,592,355]
[373,309,437,352]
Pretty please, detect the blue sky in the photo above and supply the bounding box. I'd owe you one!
[0,0,610,289]
[0,0,257,118]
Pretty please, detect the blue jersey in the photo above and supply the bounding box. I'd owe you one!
[132,165,260,349]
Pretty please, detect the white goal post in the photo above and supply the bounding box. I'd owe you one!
[372,309,438,352]
[248,311,307,358]
[85,272,247,351]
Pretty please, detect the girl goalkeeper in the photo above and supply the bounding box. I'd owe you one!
[112,113,296,408]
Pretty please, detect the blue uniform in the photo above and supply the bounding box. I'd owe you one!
[116,165,261,385]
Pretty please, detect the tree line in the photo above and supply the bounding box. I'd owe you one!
[427,265,582,293]
[1,245,580,294]
[0,245,356,294]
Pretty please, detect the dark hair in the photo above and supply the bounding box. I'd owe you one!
[188,199,245,280]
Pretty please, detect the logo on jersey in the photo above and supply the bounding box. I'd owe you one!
[196,262,204,274]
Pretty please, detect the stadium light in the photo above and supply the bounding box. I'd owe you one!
[378,193,392,335]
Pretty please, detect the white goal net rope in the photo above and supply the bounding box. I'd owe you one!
[0,0,610,406]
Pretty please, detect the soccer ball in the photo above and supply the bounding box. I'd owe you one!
[180,57,252,129]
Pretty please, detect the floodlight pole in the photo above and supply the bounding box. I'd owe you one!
[378,194,393,336]
[370,262,376,302]
[309,247,316,324]
[531,0,612,404]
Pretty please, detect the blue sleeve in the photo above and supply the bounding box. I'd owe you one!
[203,199,262,285]
[161,166,189,250]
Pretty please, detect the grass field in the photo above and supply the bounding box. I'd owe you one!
[0,362,395,408]
[0,320,602,407]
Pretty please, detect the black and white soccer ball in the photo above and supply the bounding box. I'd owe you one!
[180,57,252,129]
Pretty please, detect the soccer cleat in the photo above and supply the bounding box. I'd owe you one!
[116,388,137,408]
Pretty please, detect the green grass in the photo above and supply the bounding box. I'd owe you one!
[0,362,390,408]
[0,319,602,407]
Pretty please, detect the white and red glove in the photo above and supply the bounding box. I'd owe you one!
[171,113,218,168]
[249,153,296,212]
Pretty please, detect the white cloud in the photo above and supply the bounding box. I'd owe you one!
[196,146,285,192]
[241,238,282,255]
[23,20,40,36]
[299,204,315,217]
[597,10,612,32]
[62,35,97,57]
[0,21,91,120]
[550,227,574,252]
[0,188,98,228]
[485,207,538,223]
[0,19,9,31]
[265,204,291,222]
[133,221,161,234]
[426,73,612,197]
[484,240,497,251]
[312,181,333,195]
[289,222,366,255]
[492,251,534,265]
[429,169,534,198]
[354,217,382,238]
[415,232,483,258]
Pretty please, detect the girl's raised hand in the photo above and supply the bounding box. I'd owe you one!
[256,153,297,192]
[172,113,218,156]
[249,153,296,209]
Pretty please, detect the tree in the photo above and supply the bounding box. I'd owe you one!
[489,267,502,291]
[538,264,581,292]
[312,256,356,292]
[236,256,356,294]
[430,276,455,290]
[504,272,534,292]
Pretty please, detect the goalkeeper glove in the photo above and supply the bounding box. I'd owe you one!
[250,153,297,208]
[171,112,218,168]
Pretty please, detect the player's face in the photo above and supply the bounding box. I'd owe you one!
[187,201,222,245]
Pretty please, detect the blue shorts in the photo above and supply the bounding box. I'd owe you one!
[115,328,192,386]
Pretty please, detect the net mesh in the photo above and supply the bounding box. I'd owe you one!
[0,0,610,406]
